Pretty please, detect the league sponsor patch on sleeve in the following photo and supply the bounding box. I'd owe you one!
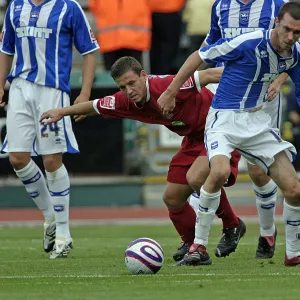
[99,96,115,110]
[180,77,194,90]
[0,31,4,43]
[90,29,97,42]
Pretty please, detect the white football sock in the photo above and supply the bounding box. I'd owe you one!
[194,187,221,247]
[46,164,71,239]
[15,160,54,222]
[189,192,200,213]
[253,179,277,236]
[283,200,300,258]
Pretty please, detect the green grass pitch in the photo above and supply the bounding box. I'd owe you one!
[0,222,299,300]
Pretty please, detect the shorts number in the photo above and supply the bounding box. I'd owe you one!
[41,122,59,138]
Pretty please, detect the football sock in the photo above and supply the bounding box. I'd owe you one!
[190,188,239,228]
[15,159,54,221]
[216,188,240,228]
[168,201,196,246]
[194,187,220,246]
[189,192,200,212]
[253,180,277,236]
[46,164,71,239]
[283,200,300,258]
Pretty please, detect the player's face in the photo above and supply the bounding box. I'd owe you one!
[275,13,300,51]
[116,70,147,103]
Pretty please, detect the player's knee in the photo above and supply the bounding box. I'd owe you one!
[43,154,62,172]
[209,166,231,187]
[9,153,30,170]
[163,191,185,210]
[283,184,300,206]
[248,164,268,186]
[186,172,205,191]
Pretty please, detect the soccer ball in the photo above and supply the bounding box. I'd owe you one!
[125,237,164,275]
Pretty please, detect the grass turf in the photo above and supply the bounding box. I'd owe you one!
[0,222,299,300]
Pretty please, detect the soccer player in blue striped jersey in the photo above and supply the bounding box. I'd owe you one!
[0,0,99,259]
[187,0,288,260]
[158,1,300,266]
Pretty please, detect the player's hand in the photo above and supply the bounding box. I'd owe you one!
[0,88,5,108]
[267,81,281,102]
[73,94,89,122]
[40,109,64,125]
[157,90,176,116]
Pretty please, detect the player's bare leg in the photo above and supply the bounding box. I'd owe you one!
[43,153,73,259]
[163,182,195,261]
[248,163,277,259]
[9,152,55,252]
[179,155,230,266]
[187,155,245,258]
[268,151,300,266]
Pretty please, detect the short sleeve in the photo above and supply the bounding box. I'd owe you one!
[204,1,222,45]
[0,2,15,55]
[70,1,99,55]
[199,31,263,64]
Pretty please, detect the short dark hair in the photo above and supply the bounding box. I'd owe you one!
[110,57,143,80]
[278,1,300,21]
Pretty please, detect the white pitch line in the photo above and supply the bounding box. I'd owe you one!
[0,272,299,279]
[0,216,284,227]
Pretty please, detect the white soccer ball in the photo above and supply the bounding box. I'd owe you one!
[125,237,164,275]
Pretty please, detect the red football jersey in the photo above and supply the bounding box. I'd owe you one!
[93,73,214,138]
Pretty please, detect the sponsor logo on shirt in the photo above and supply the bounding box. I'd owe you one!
[171,121,185,126]
[99,96,115,110]
[0,31,4,43]
[240,10,250,22]
[180,77,194,90]
[90,29,97,42]
[261,73,278,82]
[223,27,261,38]
[16,26,53,39]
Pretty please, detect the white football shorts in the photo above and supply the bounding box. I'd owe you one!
[206,84,282,129]
[1,77,79,155]
[204,108,296,173]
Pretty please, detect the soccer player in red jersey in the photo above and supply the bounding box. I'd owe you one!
[40,57,246,264]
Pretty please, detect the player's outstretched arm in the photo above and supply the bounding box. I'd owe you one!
[74,52,97,121]
[267,73,289,101]
[157,51,203,114]
[198,67,224,87]
[40,101,95,125]
[0,53,14,107]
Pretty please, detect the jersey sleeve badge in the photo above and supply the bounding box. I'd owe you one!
[180,77,194,90]
[99,96,115,110]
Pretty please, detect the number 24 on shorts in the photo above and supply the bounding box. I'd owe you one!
[41,122,59,138]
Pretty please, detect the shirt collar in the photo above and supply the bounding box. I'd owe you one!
[145,78,150,102]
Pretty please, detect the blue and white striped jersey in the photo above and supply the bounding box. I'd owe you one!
[199,30,299,110]
[0,0,99,94]
[205,0,287,44]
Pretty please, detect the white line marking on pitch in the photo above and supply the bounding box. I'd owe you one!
[0,273,299,279]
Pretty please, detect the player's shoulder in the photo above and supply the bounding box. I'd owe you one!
[212,0,223,8]
[148,74,174,85]
[147,75,174,94]
[232,29,264,44]
[57,0,83,10]
[7,0,24,8]
[274,0,288,5]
